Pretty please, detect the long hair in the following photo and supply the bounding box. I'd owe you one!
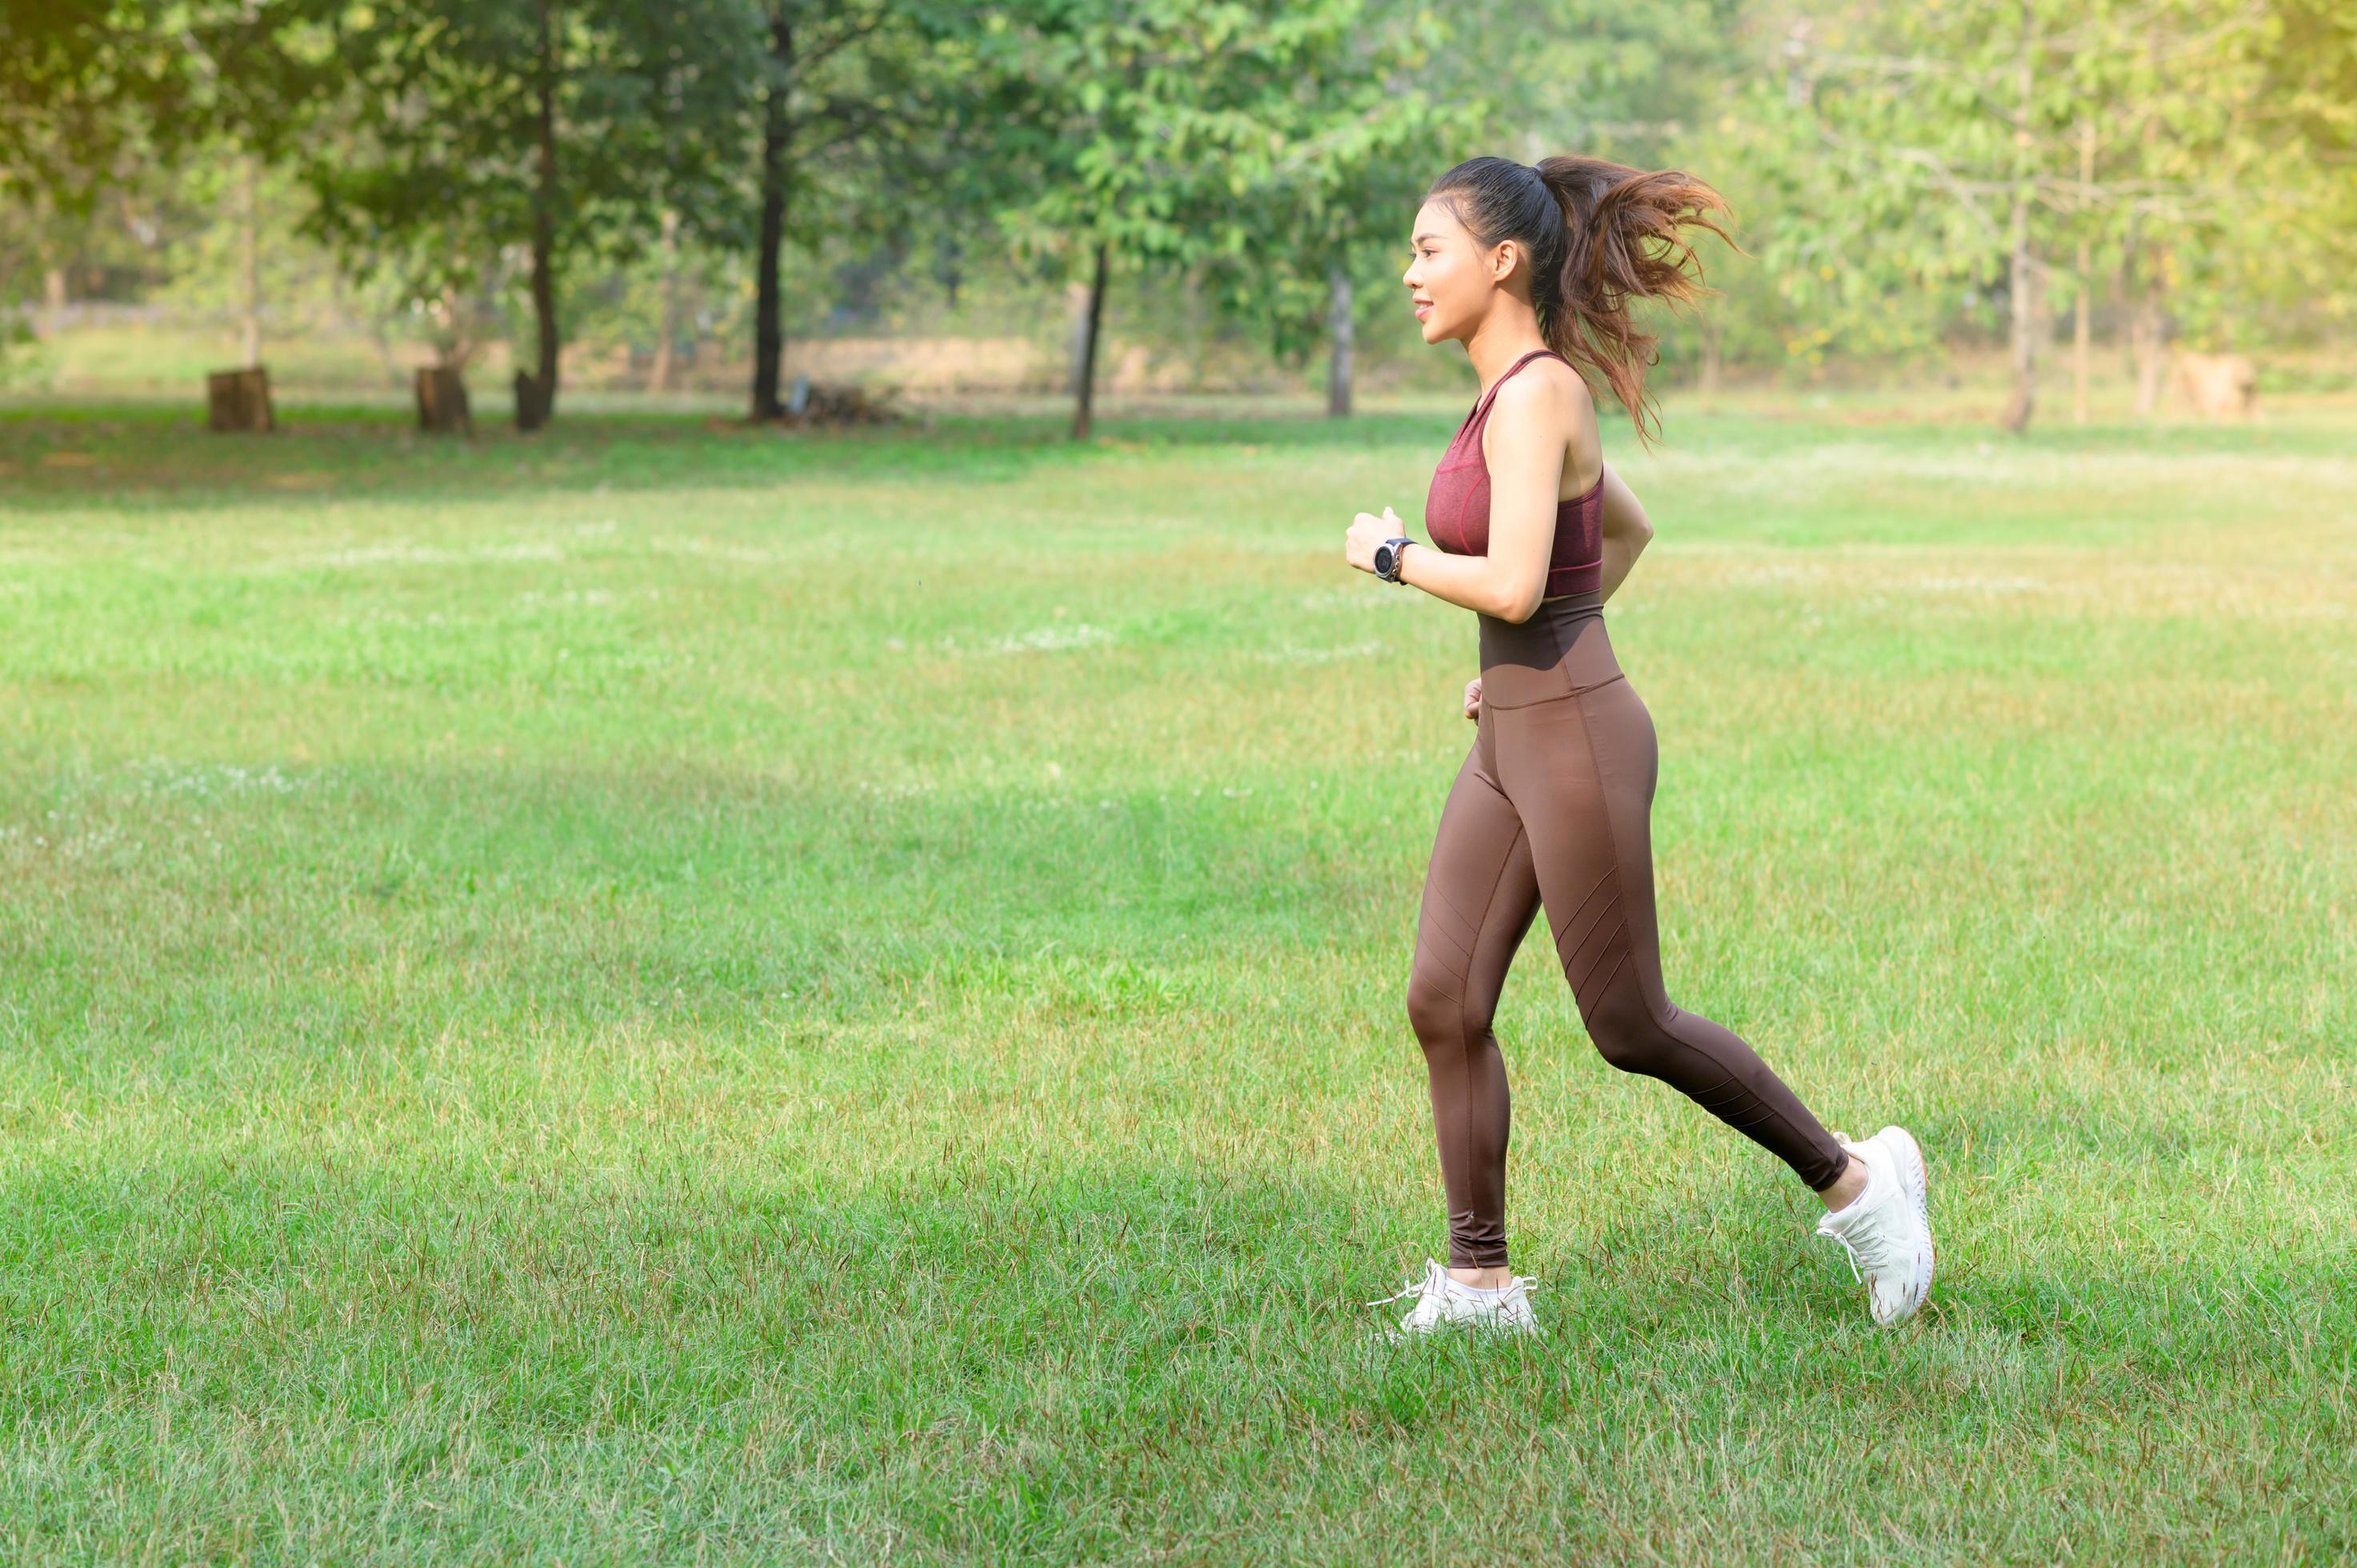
[1426,154,1741,447]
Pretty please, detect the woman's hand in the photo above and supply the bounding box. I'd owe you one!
[1463,676,1482,721]
[1344,506,1404,574]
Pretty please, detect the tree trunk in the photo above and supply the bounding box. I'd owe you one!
[516,0,561,433]
[1072,242,1108,442]
[649,208,680,392]
[751,6,794,421]
[416,366,474,434]
[1326,262,1353,418]
[2130,275,2169,417]
[435,282,480,372]
[1999,198,2038,434]
[2072,119,2093,424]
[1998,0,2037,434]
[2128,19,2167,420]
[207,367,274,433]
[37,186,69,334]
[1065,279,1092,399]
[335,269,406,390]
[239,157,262,370]
[2071,242,2091,425]
[936,231,963,310]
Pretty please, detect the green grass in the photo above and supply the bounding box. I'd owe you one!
[2,389,2353,1562]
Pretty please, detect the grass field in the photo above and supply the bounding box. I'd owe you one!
[2,390,2352,1562]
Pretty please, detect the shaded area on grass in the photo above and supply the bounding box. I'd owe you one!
[5,398,2351,518]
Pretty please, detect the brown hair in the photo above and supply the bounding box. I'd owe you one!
[1427,154,1741,447]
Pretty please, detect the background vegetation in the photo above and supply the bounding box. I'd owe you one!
[6,0,2353,424]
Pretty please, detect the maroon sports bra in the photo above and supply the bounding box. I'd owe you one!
[1423,347,1603,598]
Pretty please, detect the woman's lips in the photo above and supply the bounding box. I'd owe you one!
[1415,304,1431,319]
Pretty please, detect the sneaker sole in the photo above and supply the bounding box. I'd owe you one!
[1878,1124,1935,1309]
[1379,1310,1545,1343]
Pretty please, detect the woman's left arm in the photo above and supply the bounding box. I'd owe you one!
[1593,458,1655,605]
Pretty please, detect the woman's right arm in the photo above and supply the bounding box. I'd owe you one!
[1595,458,1655,604]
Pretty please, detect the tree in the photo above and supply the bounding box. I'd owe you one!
[1,2,318,393]
[1191,0,1482,417]
[674,0,957,422]
[2185,0,2357,358]
[0,1,195,360]
[979,0,1469,438]
[0,3,192,202]
[1785,0,2278,430]
[290,0,712,430]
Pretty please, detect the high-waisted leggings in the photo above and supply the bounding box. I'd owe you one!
[1407,588,1851,1268]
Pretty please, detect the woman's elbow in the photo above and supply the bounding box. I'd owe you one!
[1499,582,1545,623]
[1612,521,1654,562]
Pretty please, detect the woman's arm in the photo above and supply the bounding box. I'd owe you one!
[1593,458,1654,605]
[1353,366,1588,622]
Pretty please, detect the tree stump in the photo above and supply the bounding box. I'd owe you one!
[514,370,553,433]
[206,366,274,433]
[2171,352,2259,421]
[415,366,473,435]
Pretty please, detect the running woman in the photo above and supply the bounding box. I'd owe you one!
[1347,155,1935,1338]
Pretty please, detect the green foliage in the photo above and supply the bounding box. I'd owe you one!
[1763,0,2336,359]
[3,0,2351,393]
[1201,2,1485,369]
[291,2,694,314]
[0,2,193,206]
[2215,0,2357,335]
[971,0,1473,362]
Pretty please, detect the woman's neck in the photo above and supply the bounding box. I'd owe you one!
[1464,307,1549,396]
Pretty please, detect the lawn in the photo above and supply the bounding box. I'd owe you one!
[2,390,2351,1562]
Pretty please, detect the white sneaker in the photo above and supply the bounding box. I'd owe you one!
[1365,1257,1545,1341]
[1813,1126,1935,1325]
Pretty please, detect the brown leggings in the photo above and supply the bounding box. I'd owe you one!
[1407,589,1851,1268]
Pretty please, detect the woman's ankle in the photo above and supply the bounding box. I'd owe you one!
[1814,1149,1868,1212]
[1449,1263,1512,1290]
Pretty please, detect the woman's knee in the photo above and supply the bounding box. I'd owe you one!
[1406,962,1483,1050]
[1582,982,1668,1074]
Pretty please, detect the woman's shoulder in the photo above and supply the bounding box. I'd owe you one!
[1487,351,1597,428]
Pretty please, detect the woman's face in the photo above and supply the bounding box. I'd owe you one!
[1403,198,1516,346]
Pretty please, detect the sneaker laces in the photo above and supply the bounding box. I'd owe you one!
[1819,1221,1891,1287]
[1363,1263,1546,1308]
[1815,1178,1902,1288]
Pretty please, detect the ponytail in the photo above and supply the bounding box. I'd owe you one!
[1427,154,1743,448]
[1534,158,1737,446]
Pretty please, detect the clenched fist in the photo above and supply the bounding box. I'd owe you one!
[1344,505,1405,574]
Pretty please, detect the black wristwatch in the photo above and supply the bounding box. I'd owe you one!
[1374,536,1415,583]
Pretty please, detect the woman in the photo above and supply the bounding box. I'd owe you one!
[1346,155,1935,1337]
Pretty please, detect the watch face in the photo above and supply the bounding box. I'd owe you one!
[1375,543,1396,578]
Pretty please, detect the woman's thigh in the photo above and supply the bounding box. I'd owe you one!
[1487,629,1669,1024]
[1408,737,1542,1026]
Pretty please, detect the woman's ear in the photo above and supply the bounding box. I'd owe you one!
[1491,239,1524,289]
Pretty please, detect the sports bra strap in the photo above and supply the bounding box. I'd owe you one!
[1472,348,1564,419]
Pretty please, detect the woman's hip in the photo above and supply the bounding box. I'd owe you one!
[1475,591,1621,710]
